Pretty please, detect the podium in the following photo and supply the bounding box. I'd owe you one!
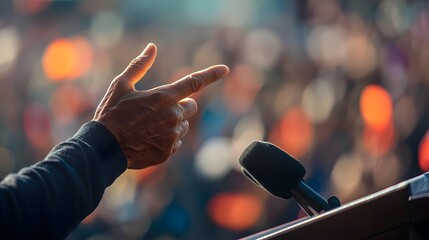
[241,173,429,240]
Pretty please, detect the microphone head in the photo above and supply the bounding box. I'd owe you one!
[239,141,306,199]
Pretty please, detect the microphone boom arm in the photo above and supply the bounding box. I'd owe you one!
[292,181,341,216]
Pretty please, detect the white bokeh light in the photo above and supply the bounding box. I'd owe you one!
[195,137,233,180]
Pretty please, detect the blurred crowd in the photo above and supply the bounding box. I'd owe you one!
[0,0,429,239]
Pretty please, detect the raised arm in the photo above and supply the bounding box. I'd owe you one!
[0,43,229,239]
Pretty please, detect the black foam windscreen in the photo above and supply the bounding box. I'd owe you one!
[239,141,306,199]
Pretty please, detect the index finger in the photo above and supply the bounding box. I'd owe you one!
[168,65,230,100]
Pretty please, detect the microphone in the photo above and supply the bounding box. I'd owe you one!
[239,140,340,216]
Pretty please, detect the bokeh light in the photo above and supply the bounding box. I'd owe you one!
[373,153,401,189]
[302,76,336,124]
[376,0,410,37]
[418,131,429,172]
[207,192,262,232]
[0,27,21,75]
[193,41,224,70]
[359,84,393,132]
[101,172,138,219]
[68,36,94,79]
[42,37,93,82]
[363,124,396,157]
[42,38,79,81]
[331,153,363,198]
[342,32,377,79]
[89,10,125,49]
[242,28,282,70]
[195,137,232,180]
[2,1,429,239]
[269,107,314,159]
[231,113,265,171]
[307,25,346,66]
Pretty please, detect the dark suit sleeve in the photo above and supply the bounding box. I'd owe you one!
[0,121,127,239]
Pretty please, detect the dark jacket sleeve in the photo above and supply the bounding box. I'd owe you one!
[0,121,127,239]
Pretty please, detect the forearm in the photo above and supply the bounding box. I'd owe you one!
[0,121,127,239]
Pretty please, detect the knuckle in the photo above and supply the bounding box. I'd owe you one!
[173,105,184,118]
[112,76,121,85]
[110,75,129,90]
[182,119,189,129]
[174,126,182,136]
[164,105,183,123]
[151,88,175,102]
[150,90,165,100]
[111,76,124,87]
[189,74,204,92]
[188,100,198,114]
[184,123,190,133]
[181,121,189,136]
[129,57,145,68]
[148,90,169,104]
[174,139,182,149]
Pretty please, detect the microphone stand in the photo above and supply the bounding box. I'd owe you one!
[242,168,340,217]
[292,181,341,217]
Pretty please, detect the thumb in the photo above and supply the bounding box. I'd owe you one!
[118,43,157,89]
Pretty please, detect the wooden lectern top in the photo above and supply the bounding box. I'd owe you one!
[241,173,429,240]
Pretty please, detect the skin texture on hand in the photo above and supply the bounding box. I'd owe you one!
[93,43,230,169]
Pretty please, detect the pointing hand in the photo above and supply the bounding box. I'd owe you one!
[93,43,230,169]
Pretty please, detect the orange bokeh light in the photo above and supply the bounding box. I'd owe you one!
[43,38,78,81]
[360,84,393,131]
[363,123,395,157]
[207,192,262,232]
[42,37,93,82]
[68,37,94,79]
[269,107,314,159]
[418,131,429,172]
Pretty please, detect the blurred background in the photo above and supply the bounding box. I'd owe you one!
[0,0,429,239]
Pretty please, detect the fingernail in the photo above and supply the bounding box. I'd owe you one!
[217,65,230,77]
[141,43,155,56]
